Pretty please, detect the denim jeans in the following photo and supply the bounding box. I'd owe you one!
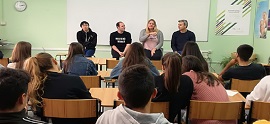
[85,49,95,57]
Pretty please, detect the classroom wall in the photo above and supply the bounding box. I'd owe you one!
[0,0,267,73]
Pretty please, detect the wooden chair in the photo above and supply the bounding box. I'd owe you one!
[248,101,270,124]
[151,60,162,70]
[80,76,101,89]
[106,59,119,70]
[113,100,169,119]
[186,100,245,124]
[231,78,260,92]
[0,58,9,67]
[43,98,99,118]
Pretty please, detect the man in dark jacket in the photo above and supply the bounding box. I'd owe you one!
[0,68,46,124]
[77,21,97,57]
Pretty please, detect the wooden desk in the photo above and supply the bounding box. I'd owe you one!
[98,70,117,88]
[98,58,116,70]
[90,88,118,107]
[98,70,112,78]
[227,90,249,109]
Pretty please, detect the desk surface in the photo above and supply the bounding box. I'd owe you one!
[228,90,245,102]
[90,88,118,107]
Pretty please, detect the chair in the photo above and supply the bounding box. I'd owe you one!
[248,101,270,124]
[231,79,260,92]
[80,76,101,89]
[0,58,8,67]
[113,100,169,119]
[151,60,162,70]
[43,98,99,118]
[186,100,245,124]
[106,59,119,70]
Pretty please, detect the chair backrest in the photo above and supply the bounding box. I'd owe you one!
[151,60,162,70]
[113,100,169,119]
[231,79,260,92]
[106,60,119,70]
[187,100,245,123]
[80,76,101,89]
[248,101,270,124]
[43,98,98,118]
[0,58,9,67]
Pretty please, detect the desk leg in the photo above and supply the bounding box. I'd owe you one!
[112,83,115,88]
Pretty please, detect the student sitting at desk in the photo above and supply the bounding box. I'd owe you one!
[96,64,170,124]
[8,41,31,69]
[62,42,97,76]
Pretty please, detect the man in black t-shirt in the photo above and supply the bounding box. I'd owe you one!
[110,21,132,60]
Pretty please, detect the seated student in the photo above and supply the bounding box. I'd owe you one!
[7,41,31,69]
[218,44,266,85]
[110,42,159,78]
[181,41,209,72]
[152,52,193,122]
[182,55,234,124]
[62,42,97,76]
[24,52,93,124]
[0,68,46,124]
[246,75,270,106]
[96,64,170,124]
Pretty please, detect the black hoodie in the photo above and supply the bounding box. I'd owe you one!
[77,28,97,50]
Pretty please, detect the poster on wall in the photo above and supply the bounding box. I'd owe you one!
[215,0,251,35]
[254,0,269,39]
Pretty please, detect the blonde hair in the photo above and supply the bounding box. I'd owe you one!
[11,41,31,69]
[146,19,159,33]
[24,53,54,110]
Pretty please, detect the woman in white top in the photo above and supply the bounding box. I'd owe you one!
[7,41,31,69]
[139,19,164,60]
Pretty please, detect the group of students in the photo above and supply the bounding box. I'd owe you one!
[0,36,269,123]
[77,19,196,60]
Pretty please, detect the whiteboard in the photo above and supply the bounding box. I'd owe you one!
[67,0,148,45]
[149,0,210,41]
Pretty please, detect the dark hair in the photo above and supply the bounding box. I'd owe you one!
[116,21,123,27]
[0,68,30,110]
[11,41,32,69]
[122,42,148,71]
[237,44,253,61]
[162,52,181,93]
[181,41,209,72]
[24,52,54,109]
[63,42,84,73]
[118,64,155,109]
[80,21,89,27]
[182,55,221,86]
[178,20,188,28]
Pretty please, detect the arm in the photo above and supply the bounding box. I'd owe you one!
[155,31,164,50]
[123,32,132,55]
[110,59,123,78]
[171,32,177,52]
[86,60,98,75]
[147,59,160,76]
[190,32,196,42]
[246,76,269,106]
[218,59,237,81]
[110,33,121,55]
[90,32,97,48]
[139,29,149,43]
[77,31,85,45]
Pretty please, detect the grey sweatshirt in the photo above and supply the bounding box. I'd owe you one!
[139,29,164,50]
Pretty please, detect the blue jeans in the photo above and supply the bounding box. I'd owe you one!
[85,49,95,57]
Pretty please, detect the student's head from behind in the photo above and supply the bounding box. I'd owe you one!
[181,55,204,73]
[24,52,58,109]
[80,21,89,31]
[117,64,157,109]
[116,21,125,33]
[0,68,30,112]
[122,42,147,70]
[162,52,181,93]
[63,42,84,73]
[178,20,188,31]
[11,41,32,69]
[182,41,202,57]
[236,44,253,62]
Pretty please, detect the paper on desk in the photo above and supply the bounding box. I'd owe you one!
[226,90,238,96]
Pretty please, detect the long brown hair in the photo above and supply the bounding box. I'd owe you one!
[182,55,220,86]
[162,52,181,93]
[63,42,84,73]
[122,42,148,71]
[146,19,159,33]
[11,41,31,69]
[181,41,209,72]
[24,53,54,110]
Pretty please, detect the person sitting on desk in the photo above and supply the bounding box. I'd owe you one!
[110,21,132,60]
[171,20,196,54]
[77,21,97,57]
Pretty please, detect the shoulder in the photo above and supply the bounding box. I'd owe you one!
[110,31,117,35]
[157,30,163,34]
[187,30,194,34]
[140,29,146,33]
[49,72,81,81]
[124,31,131,35]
